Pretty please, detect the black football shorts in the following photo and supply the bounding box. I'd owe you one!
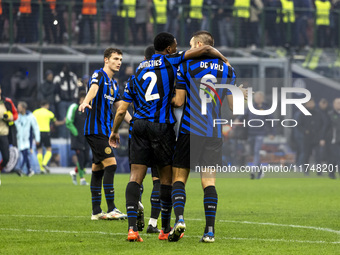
[173,133,223,169]
[129,120,175,167]
[151,166,160,178]
[85,134,115,164]
[37,132,51,148]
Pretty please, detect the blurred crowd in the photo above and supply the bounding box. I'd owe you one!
[0,0,340,48]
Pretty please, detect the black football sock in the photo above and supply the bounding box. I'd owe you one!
[90,170,104,215]
[150,179,161,221]
[103,165,117,212]
[126,181,140,232]
[172,181,186,223]
[139,183,144,202]
[204,186,218,234]
[160,184,172,233]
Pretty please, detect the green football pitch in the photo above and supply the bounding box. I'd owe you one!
[0,173,339,254]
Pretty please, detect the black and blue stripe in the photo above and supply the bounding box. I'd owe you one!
[171,181,186,223]
[203,186,218,234]
[176,58,236,138]
[84,68,121,136]
[123,52,186,124]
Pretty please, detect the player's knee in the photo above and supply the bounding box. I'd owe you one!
[129,175,144,185]
[201,179,216,190]
[102,157,117,168]
[92,163,104,171]
[129,167,147,185]
[172,167,189,184]
[160,178,172,186]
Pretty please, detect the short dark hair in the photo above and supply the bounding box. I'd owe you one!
[154,32,175,51]
[144,45,155,60]
[192,30,214,46]
[40,100,50,107]
[104,48,123,59]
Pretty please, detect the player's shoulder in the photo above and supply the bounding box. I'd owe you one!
[48,110,55,117]
[201,58,232,69]
[33,107,42,114]
[165,50,186,60]
[90,69,104,83]
[126,74,136,84]
[27,111,35,119]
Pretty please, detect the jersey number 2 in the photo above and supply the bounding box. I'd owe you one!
[143,72,160,102]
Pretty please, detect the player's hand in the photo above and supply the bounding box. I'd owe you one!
[320,140,325,147]
[78,102,91,112]
[238,84,248,101]
[109,132,120,148]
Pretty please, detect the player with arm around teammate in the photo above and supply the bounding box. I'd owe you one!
[169,31,247,243]
[109,32,231,242]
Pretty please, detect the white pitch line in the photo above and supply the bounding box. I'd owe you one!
[1,214,340,236]
[0,228,339,245]
[208,219,340,235]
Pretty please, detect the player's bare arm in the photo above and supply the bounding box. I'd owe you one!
[78,84,99,112]
[54,119,65,126]
[109,101,130,148]
[172,89,187,108]
[114,100,132,124]
[184,45,230,66]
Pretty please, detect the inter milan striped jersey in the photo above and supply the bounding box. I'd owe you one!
[84,68,121,136]
[123,52,186,124]
[176,57,236,138]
